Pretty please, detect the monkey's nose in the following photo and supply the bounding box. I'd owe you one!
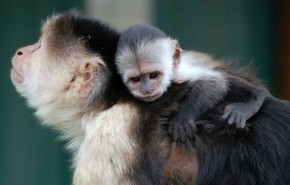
[16,50,23,56]
[141,88,154,95]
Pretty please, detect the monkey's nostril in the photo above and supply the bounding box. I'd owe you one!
[17,51,23,56]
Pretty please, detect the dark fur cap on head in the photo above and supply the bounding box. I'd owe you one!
[118,24,167,51]
[42,11,120,69]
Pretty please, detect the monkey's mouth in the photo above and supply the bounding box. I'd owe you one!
[136,92,162,102]
[11,67,24,83]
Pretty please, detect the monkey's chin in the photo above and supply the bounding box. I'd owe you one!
[11,68,24,84]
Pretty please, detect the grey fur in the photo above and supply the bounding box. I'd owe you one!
[118,24,167,51]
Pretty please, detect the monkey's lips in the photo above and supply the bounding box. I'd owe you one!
[135,92,162,102]
[11,67,24,83]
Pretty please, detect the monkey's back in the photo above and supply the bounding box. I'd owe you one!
[195,93,290,185]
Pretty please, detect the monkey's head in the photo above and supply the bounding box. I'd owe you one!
[11,12,120,125]
[116,38,182,102]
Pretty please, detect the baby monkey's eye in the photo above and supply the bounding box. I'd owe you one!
[130,77,141,83]
[149,72,160,79]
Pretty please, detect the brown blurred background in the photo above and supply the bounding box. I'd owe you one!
[276,0,290,99]
[0,0,289,184]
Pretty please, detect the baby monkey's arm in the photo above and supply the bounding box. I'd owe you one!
[168,75,267,145]
[168,78,227,143]
[222,76,268,128]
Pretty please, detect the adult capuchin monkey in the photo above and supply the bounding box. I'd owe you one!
[11,11,290,185]
[115,24,268,143]
[10,11,198,185]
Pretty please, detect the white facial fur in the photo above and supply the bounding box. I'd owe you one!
[116,38,177,101]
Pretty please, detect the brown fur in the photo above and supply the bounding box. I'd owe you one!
[160,141,198,184]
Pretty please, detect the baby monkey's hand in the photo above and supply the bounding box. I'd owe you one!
[168,112,197,151]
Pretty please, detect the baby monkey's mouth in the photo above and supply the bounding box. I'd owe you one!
[135,92,162,102]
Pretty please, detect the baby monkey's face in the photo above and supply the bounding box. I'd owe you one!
[126,60,165,102]
[116,37,181,102]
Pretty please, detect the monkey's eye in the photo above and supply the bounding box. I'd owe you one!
[32,43,41,53]
[130,77,141,83]
[149,72,160,79]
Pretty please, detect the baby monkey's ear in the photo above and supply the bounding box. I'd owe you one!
[172,40,182,68]
[68,58,100,97]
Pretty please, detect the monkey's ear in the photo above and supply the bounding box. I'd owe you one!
[173,41,182,68]
[68,60,98,97]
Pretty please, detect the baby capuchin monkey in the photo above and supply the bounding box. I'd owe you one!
[116,24,269,143]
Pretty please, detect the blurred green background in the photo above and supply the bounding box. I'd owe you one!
[1,0,289,184]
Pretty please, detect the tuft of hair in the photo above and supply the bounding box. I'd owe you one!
[216,57,268,92]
